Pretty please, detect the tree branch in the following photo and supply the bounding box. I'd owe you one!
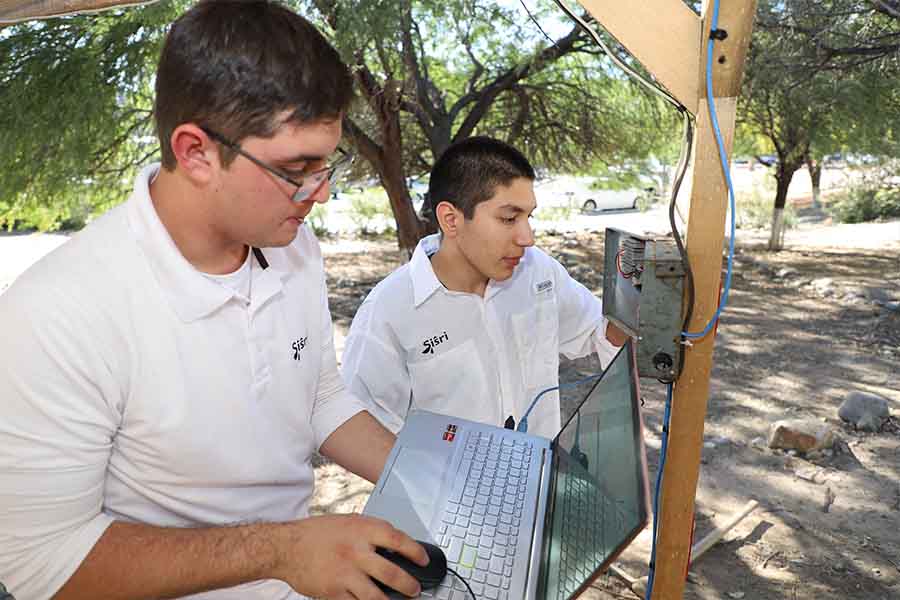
[449,21,586,142]
[399,4,439,126]
[872,0,900,19]
[342,115,383,172]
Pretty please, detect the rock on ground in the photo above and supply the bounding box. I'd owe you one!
[839,391,891,431]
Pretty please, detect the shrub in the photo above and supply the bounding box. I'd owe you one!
[0,198,87,232]
[304,204,331,239]
[829,185,900,224]
[347,188,396,237]
[734,186,796,230]
[535,204,576,222]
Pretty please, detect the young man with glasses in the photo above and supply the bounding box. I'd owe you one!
[342,137,628,440]
[0,2,428,600]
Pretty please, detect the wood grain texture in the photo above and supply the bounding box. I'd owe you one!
[0,0,155,23]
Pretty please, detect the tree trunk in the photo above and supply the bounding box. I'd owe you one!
[806,157,822,209]
[343,70,427,256]
[380,160,425,254]
[769,208,785,250]
[768,163,799,251]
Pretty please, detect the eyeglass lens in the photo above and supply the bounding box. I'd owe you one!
[291,156,352,203]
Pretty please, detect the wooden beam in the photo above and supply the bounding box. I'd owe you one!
[706,2,757,99]
[0,0,155,23]
[575,0,702,114]
[649,2,757,600]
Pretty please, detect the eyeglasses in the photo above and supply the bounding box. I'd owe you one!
[201,127,354,203]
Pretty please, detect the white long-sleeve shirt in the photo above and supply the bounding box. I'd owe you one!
[0,165,364,600]
[342,234,618,440]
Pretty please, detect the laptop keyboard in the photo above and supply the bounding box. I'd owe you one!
[423,430,534,600]
[554,471,613,598]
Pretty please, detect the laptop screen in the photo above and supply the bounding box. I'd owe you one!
[538,340,649,600]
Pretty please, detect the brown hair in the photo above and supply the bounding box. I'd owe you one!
[426,136,536,231]
[154,0,354,170]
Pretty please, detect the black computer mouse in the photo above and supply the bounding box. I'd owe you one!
[373,540,448,592]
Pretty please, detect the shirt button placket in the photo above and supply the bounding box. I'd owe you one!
[247,307,271,401]
[481,298,510,425]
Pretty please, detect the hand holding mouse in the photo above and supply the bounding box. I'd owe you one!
[270,514,428,599]
[373,540,447,594]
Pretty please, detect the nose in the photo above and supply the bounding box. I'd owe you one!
[516,219,535,247]
[316,180,331,204]
[307,178,330,204]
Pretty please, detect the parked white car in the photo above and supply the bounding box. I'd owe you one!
[534,175,642,212]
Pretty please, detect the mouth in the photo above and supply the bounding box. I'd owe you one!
[502,256,522,268]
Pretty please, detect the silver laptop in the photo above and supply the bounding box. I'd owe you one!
[363,340,650,600]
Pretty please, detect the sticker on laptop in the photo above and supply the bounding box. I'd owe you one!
[442,424,457,442]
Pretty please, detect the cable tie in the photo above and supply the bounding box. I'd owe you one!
[709,28,728,41]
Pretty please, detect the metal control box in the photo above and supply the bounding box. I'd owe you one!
[602,228,685,381]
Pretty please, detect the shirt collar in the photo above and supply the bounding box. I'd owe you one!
[408,233,522,305]
[410,233,444,308]
[127,163,287,322]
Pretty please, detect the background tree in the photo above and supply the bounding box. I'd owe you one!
[0,2,184,229]
[308,0,674,252]
[757,0,900,70]
[1,0,680,254]
[739,0,900,250]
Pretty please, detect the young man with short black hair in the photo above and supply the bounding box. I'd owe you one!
[342,136,627,440]
[0,2,427,599]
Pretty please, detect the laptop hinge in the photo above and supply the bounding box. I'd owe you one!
[524,445,555,600]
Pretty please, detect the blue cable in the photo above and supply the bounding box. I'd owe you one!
[646,4,727,597]
[516,373,603,433]
[645,382,673,600]
[683,0,735,340]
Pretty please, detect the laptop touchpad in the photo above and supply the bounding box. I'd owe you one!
[380,447,450,506]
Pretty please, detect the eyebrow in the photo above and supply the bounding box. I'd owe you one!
[499,204,536,213]
[278,153,327,164]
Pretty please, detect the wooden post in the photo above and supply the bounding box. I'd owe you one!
[574,1,757,599]
[573,0,702,113]
[650,5,757,599]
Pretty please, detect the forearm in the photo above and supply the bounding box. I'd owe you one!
[53,520,287,600]
[319,411,396,484]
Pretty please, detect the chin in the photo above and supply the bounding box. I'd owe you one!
[261,229,300,249]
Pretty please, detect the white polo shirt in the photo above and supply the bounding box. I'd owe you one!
[341,234,618,440]
[0,164,365,600]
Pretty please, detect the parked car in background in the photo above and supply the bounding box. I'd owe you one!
[535,175,642,212]
[824,153,846,167]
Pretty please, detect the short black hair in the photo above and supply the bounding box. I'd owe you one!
[154,0,354,170]
[426,136,535,230]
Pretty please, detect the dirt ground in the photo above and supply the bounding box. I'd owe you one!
[312,227,900,600]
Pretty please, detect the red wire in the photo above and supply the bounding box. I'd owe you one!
[616,249,635,279]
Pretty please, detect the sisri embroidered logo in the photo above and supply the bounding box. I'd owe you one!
[421,331,449,355]
[291,337,308,360]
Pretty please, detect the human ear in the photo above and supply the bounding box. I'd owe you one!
[435,201,461,238]
[170,123,218,184]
